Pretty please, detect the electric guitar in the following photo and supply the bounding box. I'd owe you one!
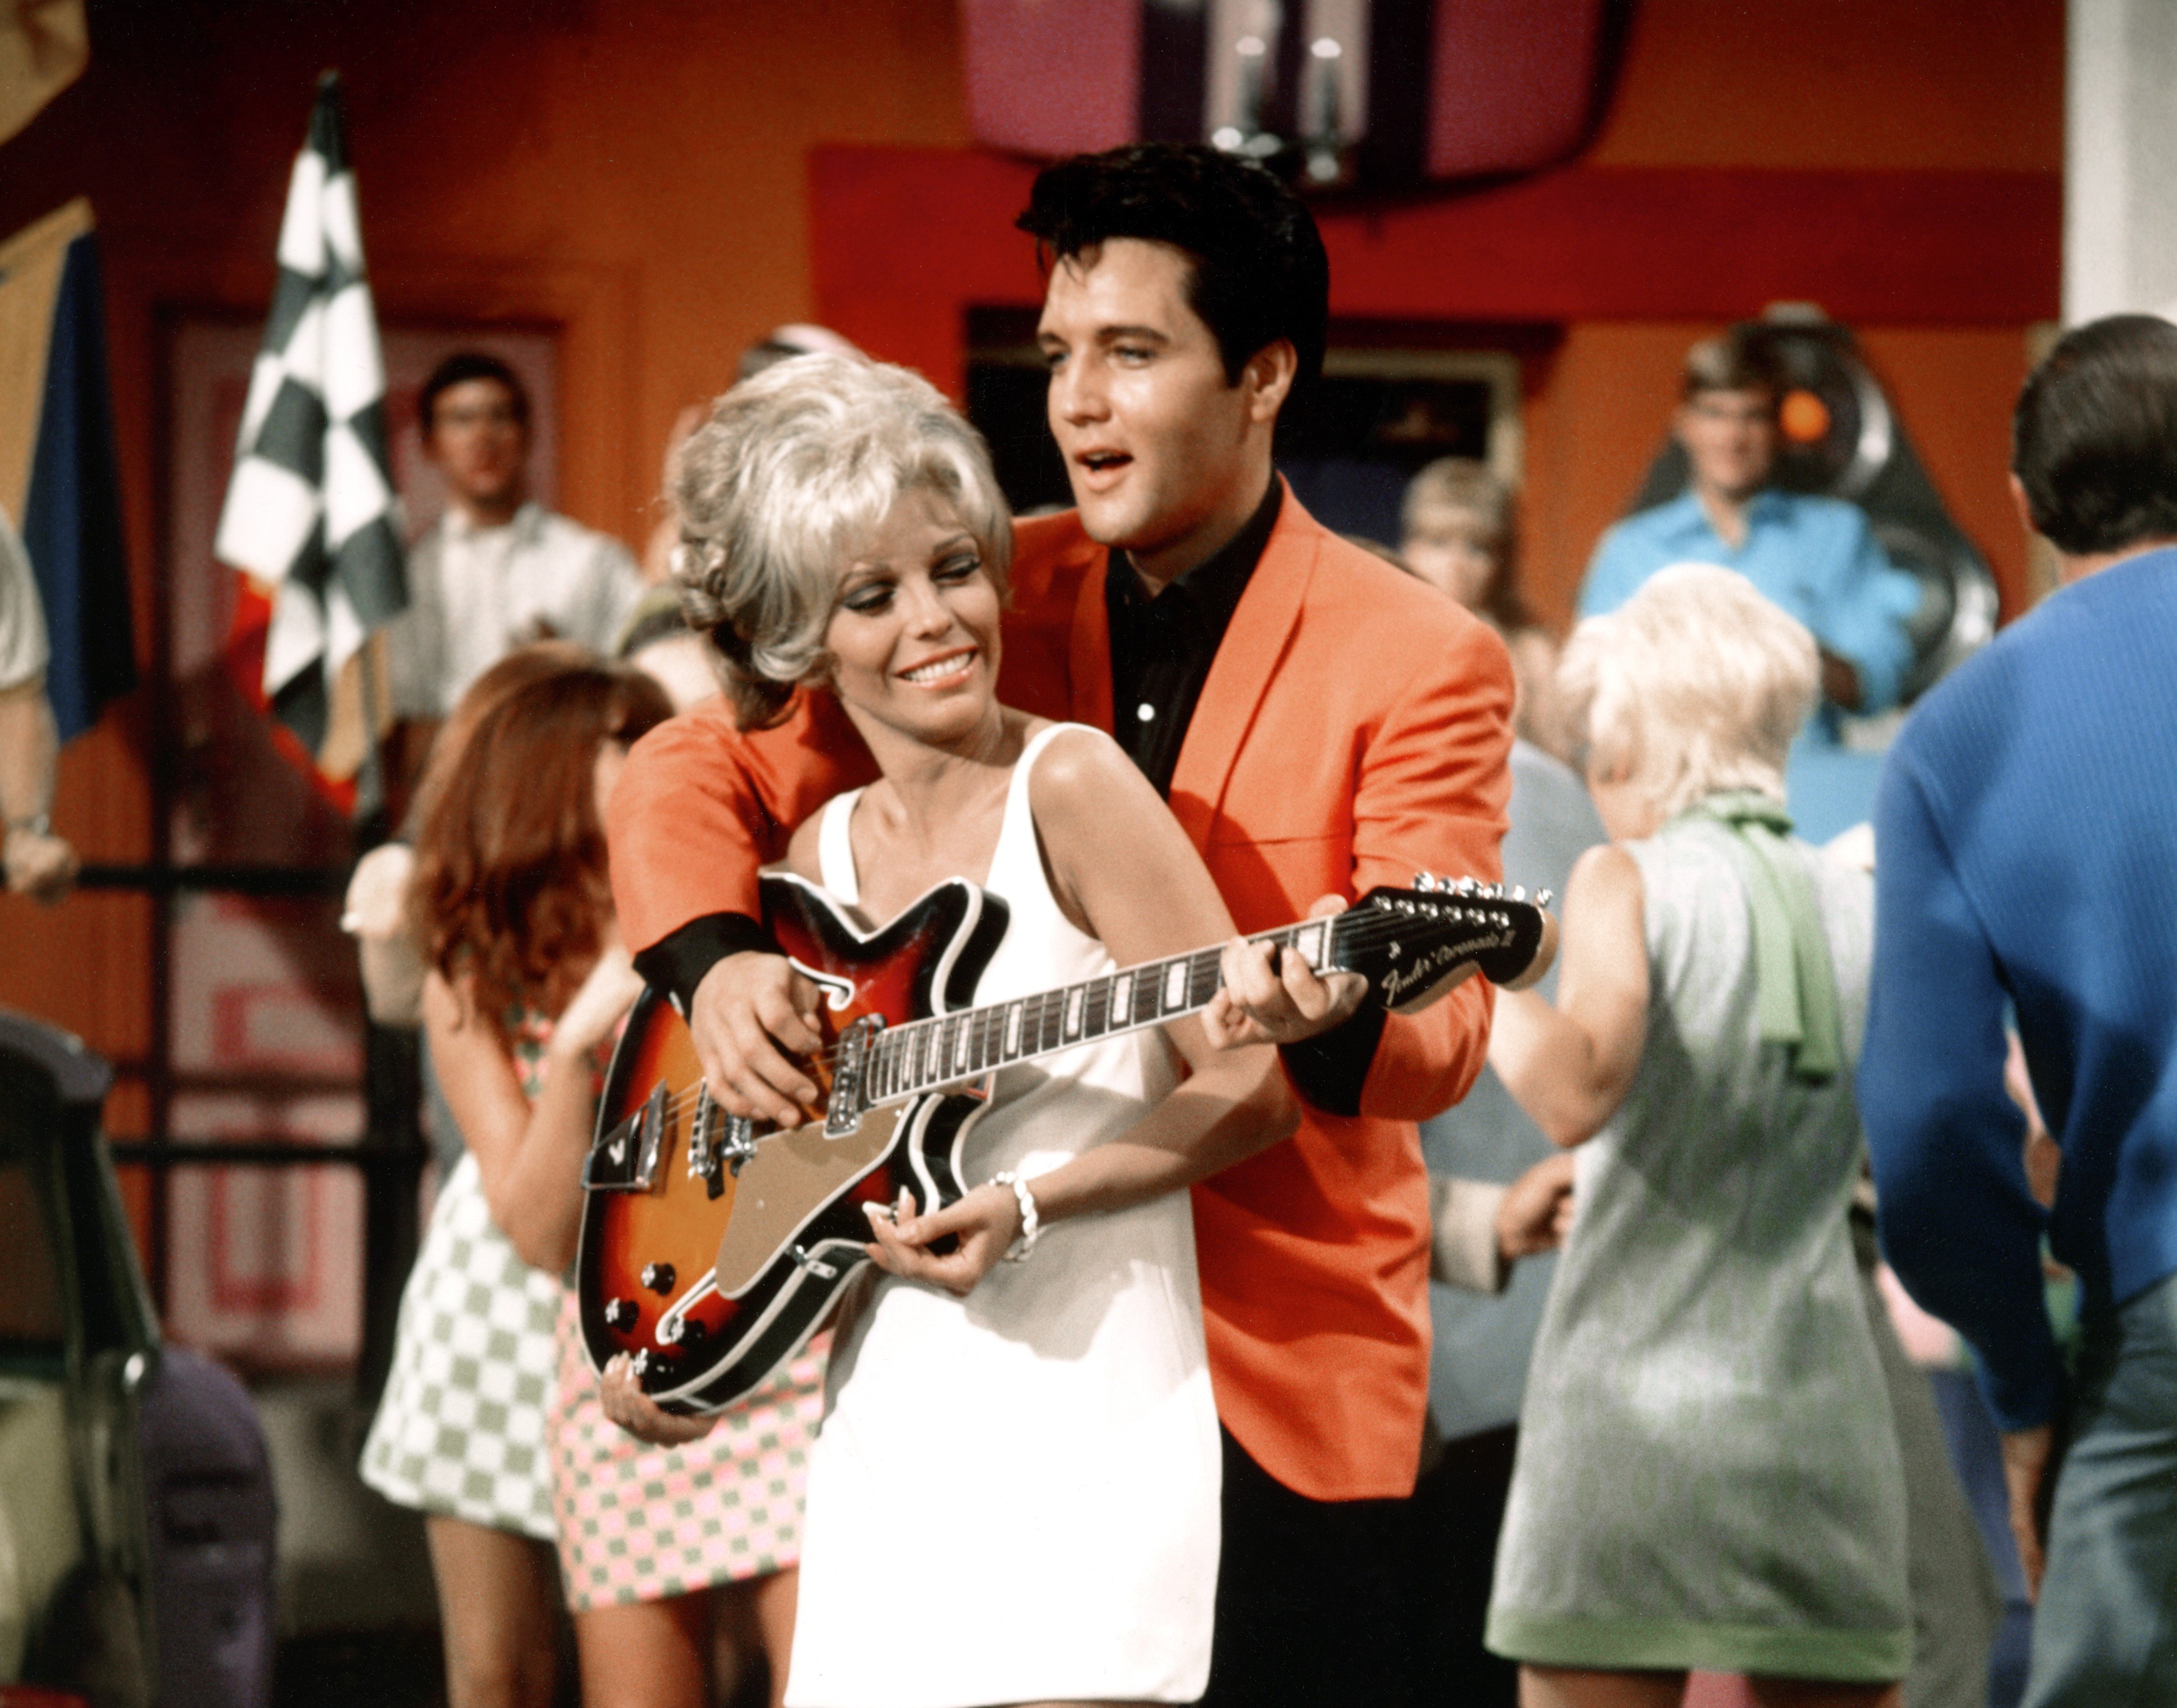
[577,870,1555,1415]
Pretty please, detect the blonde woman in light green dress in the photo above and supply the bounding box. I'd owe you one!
[1483,565,1910,1708]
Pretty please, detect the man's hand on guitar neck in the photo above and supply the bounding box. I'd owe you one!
[690,950,827,1127]
[1206,894,1371,1048]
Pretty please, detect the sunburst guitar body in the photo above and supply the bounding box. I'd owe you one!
[577,870,1555,1414]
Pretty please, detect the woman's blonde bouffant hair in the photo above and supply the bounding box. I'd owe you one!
[668,353,1013,730]
[1559,563,1818,819]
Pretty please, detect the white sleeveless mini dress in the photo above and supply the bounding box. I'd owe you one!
[783,723,1222,1708]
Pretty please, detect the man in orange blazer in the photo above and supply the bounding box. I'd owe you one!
[608,144,1513,1705]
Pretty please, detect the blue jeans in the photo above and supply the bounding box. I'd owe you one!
[2026,1269,2177,1706]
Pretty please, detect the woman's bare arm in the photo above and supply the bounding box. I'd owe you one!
[869,728,1298,1292]
[1486,842,1649,1148]
[423,948,644,1274]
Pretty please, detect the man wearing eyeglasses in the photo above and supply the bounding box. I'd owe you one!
[385,352,643,728]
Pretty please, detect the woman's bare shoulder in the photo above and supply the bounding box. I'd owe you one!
[1024,722,1155,828]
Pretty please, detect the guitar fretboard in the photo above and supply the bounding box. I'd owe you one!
[861,916,1335,1106]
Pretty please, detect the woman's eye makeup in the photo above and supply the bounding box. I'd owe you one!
[839,578,894,614]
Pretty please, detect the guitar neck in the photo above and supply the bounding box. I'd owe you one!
[859,916,1333,1108]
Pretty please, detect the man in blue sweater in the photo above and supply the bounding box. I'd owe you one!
[1860,314,2177,1708]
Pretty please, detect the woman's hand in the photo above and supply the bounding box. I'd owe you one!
[552,939,646,1061]
[861,1183,1023,1297]
[341,843,416,940]
[600,1353,719,1447]
[1496,1150,1577,1261]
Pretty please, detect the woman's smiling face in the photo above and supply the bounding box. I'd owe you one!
[823,486,1003,749]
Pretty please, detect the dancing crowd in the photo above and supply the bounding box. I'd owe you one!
[307,143,2177,1708]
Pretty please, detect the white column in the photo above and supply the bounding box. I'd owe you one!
[2066,0,2177,324]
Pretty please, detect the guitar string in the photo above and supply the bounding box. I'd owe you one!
[632,903,1533,1124]
[634,902,1538,1127]
[633,905,1541,1128]
[619,904,1542,1135]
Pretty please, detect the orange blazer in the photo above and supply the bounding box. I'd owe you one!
[610,485,1515,1500]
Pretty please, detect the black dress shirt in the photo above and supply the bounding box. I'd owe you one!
[1106,478,1282,795]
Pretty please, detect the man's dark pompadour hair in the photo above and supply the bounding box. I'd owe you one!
[419,350,532,434]
[1017,143,1330,393]
[2014,314,2177,557]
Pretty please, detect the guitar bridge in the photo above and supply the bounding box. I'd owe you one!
[584,1080,666,1193]
[824,1015,884,1139]
[686,1094,749,1201]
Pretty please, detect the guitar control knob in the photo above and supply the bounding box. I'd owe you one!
[641,1263,676,1294]
[603,1298,639,1333]
[656,1316,708,1348]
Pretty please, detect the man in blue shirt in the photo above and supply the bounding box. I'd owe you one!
[1580,327,1924,730]
[1860,314,2177,1708]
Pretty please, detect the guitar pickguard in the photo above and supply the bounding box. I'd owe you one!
[713,1106,903,1297]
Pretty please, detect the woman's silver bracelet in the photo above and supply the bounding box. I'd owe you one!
[988,1170,1040,1263]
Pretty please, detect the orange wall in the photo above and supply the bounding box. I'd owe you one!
[0,0,2065,1085]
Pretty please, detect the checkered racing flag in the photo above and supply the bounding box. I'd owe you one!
[215,71,405,778]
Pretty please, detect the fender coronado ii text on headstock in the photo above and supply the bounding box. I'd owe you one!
[577,872,1555,1414]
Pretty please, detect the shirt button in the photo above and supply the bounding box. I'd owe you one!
[1137,703,1157,722]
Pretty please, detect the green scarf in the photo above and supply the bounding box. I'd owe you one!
[1682,791,1843,1083]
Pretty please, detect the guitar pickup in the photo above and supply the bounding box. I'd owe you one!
[583,1081,666,1193]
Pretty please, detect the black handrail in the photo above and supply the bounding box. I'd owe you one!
[73,863,349,897]
[106,1140,391,1168]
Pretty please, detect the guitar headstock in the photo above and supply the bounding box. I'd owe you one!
[1331,874,1559,1015]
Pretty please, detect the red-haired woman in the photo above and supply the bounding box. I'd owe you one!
[362,657,816,1708]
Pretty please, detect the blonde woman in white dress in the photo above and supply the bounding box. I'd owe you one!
[604,353,1300,1707]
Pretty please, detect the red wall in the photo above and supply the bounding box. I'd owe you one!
[0,0,2065,1106]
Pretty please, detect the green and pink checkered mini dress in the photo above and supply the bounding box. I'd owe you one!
[510,1010,827,1610]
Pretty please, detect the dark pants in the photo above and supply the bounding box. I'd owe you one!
[1200,1426,1415,1708]
[2024,1271,2177,1707]
[1406,1425,1521,1708]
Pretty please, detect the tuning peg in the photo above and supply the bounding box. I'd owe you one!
[1536,889,1554,909]
[1511,885,1527,902]
[1412,871,1438,892]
